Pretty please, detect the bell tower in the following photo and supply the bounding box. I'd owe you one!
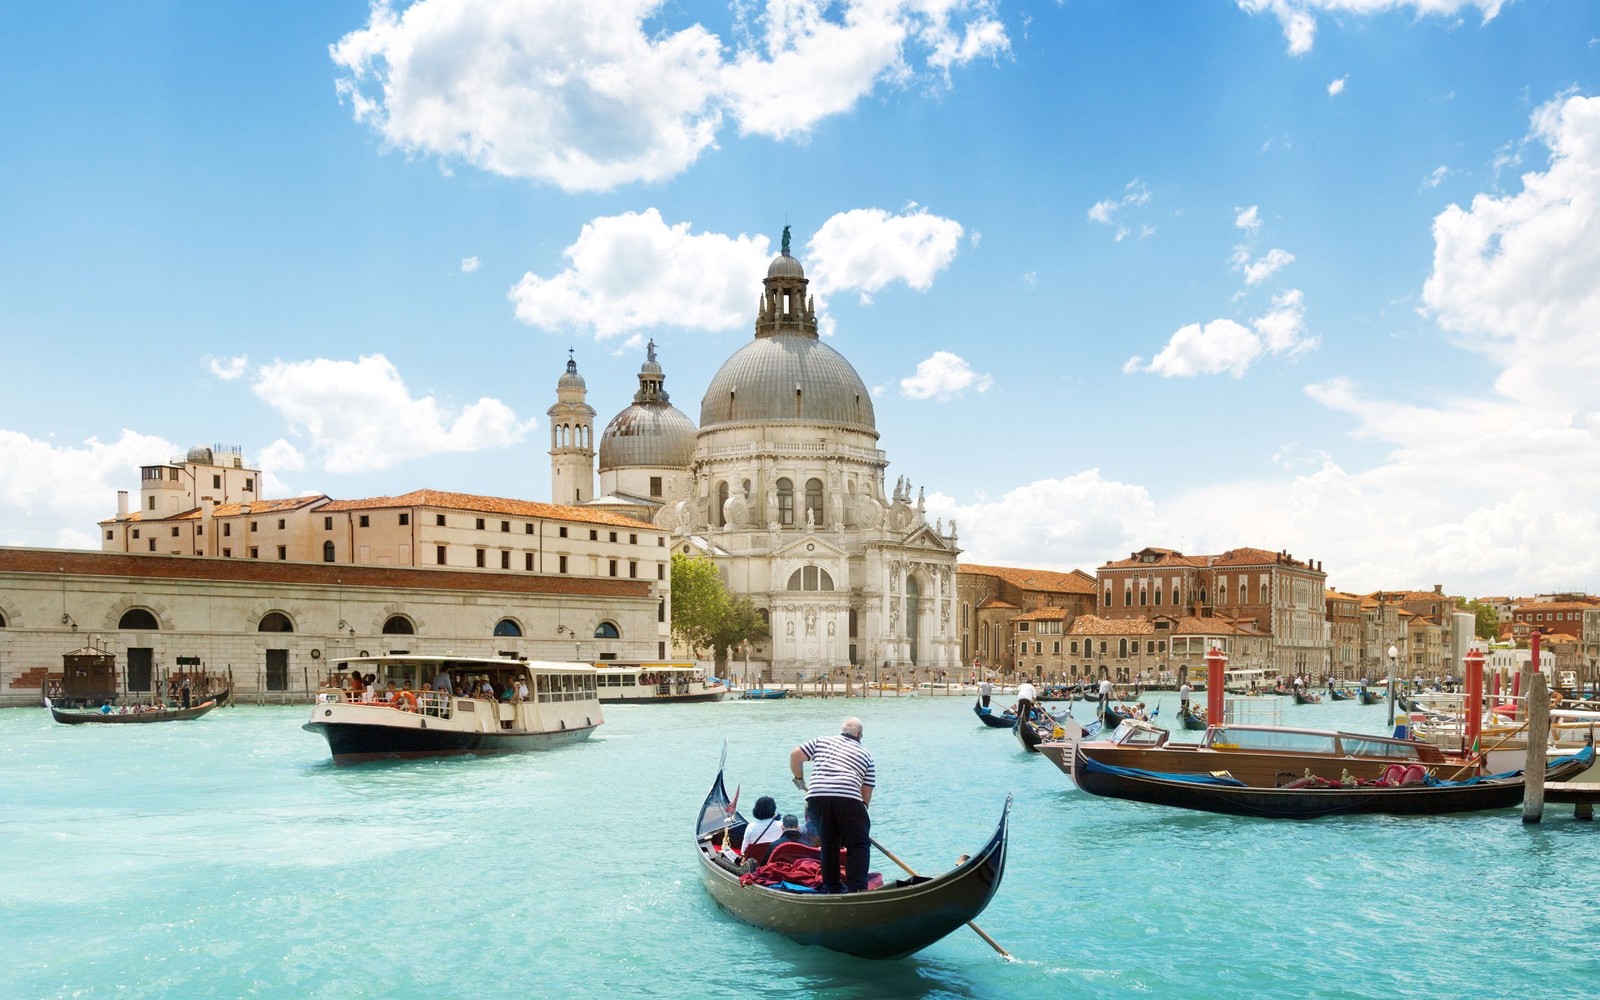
[548,350,595,505]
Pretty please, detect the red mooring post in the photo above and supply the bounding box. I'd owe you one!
[1463,645,1485,754]
[1527,630,1542,720]
[1205,645,1226,725]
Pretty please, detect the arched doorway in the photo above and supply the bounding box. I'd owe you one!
[906,576,921,666]
[119,608,159,692]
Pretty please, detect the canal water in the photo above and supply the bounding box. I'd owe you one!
[4,694,1596,999]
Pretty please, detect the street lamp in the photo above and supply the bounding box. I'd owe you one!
[1386,642,1399,726]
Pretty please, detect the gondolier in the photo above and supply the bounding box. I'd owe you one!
[790,717,876,894]
[978,678,993,708]
[1016,679,1037,723]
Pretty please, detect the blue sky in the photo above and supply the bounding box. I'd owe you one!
[3,0,1599,597]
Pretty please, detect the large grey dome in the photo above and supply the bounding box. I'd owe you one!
[699,335,877,434]
[598,403,696,471]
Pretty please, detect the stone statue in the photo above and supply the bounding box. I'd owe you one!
[646,338,657,363]
[805,507,814,530]
[781,225,791,255]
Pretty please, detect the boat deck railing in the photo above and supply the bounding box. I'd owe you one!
[316,688,456,719]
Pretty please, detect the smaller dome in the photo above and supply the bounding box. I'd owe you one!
[767,253,805,279]
[598,405,697,471]
[186,445,214,463]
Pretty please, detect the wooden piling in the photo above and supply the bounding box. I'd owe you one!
[1522,672,1550,825]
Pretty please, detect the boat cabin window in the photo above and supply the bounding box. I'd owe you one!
[1209,728,1336,754]
[1112,723,1167,746]
[1339,737,1421,760]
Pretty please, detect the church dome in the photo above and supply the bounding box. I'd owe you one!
[598,341,697,472]
[699,335,876,434]
[700,240,876,436]
[186,445,214,463]
[557,357,586,390]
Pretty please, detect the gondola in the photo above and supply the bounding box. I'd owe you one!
[47,697,217,725]
[1016,712,1101,753]
[1357,687,1383,705]
[1326,687,1354,701]
[694,750,1011,960]
[1292,689,1324,705]
[1178,704,1208,731]
[1269,685,1295,697]
[973,699,1017,728]
[1071,742,1594,820]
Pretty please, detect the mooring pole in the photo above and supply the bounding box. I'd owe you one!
[1523,671,1550,825]
[1463,645,1485,756]
[1205,644,1226,725]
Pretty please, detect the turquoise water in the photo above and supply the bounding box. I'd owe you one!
[4,695,1596,999]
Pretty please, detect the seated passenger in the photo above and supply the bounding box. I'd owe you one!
[738,795,784,863]
[773,814,806,845]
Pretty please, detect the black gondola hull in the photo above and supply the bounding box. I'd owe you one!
[50,700,217,724]
[695,766,1009,959]
[1072,744,1594,819]
[973,700,1016,728]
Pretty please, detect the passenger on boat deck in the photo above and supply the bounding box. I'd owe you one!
[515,678,529,702]
[479,679,496,700]
[348,672,365,697]
[739,796,784,862]
[433,666,453,696]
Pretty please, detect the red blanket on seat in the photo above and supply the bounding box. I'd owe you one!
[739,857,822,888]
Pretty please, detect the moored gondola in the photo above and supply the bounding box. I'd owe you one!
[1071,742,1594,820]
[694,751,1010,960]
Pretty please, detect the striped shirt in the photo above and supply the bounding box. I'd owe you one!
[799,734,875,802]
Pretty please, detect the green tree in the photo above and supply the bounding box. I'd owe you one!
[1455,597,1499,640]
[670,552,727,655]
[709,597,770,671]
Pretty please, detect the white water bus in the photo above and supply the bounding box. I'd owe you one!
[593,662,727,704]
[304,654,602,764]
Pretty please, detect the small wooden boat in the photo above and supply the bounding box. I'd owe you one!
[1015,712,1101,753]
[973,700,1017,728]
[1178,704,1208,731]
[1326,687,1354,701]
[1293,689,1324,705]
[1270,685,1295,697]
[48,698,217,725]
[1071,742,1595,819]
[1357,687,1384,705]
[694,751,1011,960]
[740,687,789,700]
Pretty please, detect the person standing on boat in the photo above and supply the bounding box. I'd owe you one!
[790,717,875,894]
[1016,679,1038,723]
[1179,681,1192,713]
[433,665,454,699]
[180,676,191,709]
[978,678,993,709]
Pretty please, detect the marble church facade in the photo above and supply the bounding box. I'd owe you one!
[554,237,962,682]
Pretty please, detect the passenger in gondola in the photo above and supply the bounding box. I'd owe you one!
[773,814,806,846]
[738,795,784,864]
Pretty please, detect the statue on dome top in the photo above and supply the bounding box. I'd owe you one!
[781,225,791,256]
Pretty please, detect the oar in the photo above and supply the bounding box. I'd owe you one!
[1444,720,1531,781]
[868,836,1012,960]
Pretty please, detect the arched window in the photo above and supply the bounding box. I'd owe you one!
[805,478,824,525]
[381,616,415,635]
[715,481,729,527]
[1239,581,1247,604]
[493,619,522,637]
[323,540,335,562]
[0,610,7,627]
[1118,638,1129,658]
[1260,582,1269,604]
[776,478,794,526]
[1154,587,1162,606]
[786,566,834,591]
[848,608,857,638]
[594,621,620,639]
[758,607,770,627]
[1139,588,1147,606]
[258,612,294,632]
[119,609,159,630]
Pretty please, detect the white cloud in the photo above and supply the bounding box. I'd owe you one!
[1240,247,1296,285]
[332,0,1008,192]
[460,256,480,273]
[1327,74,1347,96]
[0,429,178,548]
[1126,319,1262,378]
[1237,1,1506,55]
[899,351,993,400]
[1235,205,1262,232]
[1420,165,1449,190]
[924,471,1163,573]
[249,354,535,474]
[1254,288,1316,355]
[1086,179,1153,239]
[807,206,964,301]
[511,206,964,339]
[206,355,249,381]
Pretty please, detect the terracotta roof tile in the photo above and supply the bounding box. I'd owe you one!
[977,597,1019,610]
[318,489,654,528]
[1011,607,1068,621]
[959,562,1098,595]
[1066,614,1154,637]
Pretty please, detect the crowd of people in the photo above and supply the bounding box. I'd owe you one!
[334,669,530,709]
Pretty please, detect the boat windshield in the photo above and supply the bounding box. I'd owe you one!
[1110,721,1167,746]
[1338,737,1422,759]
[1207,728,1336,754]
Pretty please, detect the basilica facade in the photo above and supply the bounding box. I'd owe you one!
[551,240,962,681]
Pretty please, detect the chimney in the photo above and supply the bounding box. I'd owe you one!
[1434,584,1442,594]
[201,498,214,557]
[116,491,129,519]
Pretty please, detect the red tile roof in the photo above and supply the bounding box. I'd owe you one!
[959,562,1097,595]
[1011,607,1068,621]
[317,489,654,528]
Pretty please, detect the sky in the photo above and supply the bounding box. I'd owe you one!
[2,0,1599,599]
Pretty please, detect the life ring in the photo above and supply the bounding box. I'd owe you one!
[394,690,419,712]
